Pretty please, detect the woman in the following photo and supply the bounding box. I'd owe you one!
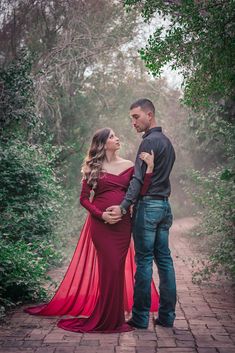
[25,128,159,333]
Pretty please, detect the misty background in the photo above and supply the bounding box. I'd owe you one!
[0,0,234,315]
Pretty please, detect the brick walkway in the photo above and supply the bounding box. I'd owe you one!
[1,217,235,353]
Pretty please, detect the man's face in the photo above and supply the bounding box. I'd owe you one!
[130,106,151,133]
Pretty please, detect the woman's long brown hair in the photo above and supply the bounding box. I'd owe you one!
[81,127,111,189]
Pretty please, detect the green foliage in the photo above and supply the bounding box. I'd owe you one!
[0,138,65,243]
[124,0,235,109]
[186,168,235,279]
[187,104,235,167]
[0,137,67,315]
[0,239,48,311]
[0,49,39,136]
[0,50,68,317]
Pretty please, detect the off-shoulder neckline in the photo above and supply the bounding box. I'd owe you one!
[102,166,133,176]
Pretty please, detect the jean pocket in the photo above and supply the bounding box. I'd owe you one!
[144,205,165,227]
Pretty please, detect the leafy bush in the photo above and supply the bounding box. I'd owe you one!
[0,137,68,314]
[0,50,71,318]
[187,104,235,168]
[186,168,235,280]
[0,49,39,136]
[0,239,48,311]
[0,138,65,243]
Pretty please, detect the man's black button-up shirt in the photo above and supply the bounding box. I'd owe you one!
[120,127,175,210]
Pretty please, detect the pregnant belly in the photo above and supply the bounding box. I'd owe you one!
[92,190,126,212]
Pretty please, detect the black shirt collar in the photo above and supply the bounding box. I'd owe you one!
[142,127,162,139]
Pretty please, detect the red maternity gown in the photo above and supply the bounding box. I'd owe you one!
[25,167,159,333]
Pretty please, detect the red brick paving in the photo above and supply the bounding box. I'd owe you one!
[0,217,235,353]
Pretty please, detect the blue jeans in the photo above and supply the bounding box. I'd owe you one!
[132,198,176,327]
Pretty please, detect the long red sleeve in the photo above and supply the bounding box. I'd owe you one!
[140,172,153,195]
[80,179,103,220]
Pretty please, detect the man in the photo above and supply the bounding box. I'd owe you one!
[107,98,176,329]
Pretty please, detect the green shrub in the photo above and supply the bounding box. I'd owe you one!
[0,138,65,243]
[0,49,39,132]
[0,137,68,316]
[186,168,235,280]
[0,239,48,310]
[0,51,70,317]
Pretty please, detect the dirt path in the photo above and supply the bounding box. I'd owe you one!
[0,217,235,353]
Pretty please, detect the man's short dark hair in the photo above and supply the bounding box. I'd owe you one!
[130,98,155,116]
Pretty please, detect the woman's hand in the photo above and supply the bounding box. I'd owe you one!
[139,150,154,173]
[102,211,122,224]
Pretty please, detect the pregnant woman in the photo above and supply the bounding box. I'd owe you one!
[25,127,159,333]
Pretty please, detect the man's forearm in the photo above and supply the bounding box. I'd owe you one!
[120,140,150,210]
[120,174,142,210]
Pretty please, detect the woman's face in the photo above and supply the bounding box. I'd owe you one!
[104,130,120,152]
